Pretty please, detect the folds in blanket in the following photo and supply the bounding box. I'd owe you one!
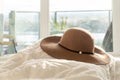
[0,59,108,80]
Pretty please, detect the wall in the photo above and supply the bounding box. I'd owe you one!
[113,0,120,52]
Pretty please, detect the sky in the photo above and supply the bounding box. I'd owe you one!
[2,0,112,12]
[50,0,112,11]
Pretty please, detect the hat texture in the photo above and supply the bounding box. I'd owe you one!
[40,28,110,65]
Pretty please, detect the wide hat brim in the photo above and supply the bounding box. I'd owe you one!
[40,36,110,65]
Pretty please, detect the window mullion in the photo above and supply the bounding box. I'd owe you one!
[40,0,50,38]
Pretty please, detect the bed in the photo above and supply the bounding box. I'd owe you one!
[0,40,120,80]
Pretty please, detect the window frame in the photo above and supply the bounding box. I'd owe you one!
[40,0,50,38]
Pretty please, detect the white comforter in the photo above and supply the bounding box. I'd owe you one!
[0,59,109,80]
[0,41,120,80]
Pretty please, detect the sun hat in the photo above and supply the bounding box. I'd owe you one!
[40,28,110,65]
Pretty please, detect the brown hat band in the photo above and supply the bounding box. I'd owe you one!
[58,43,93,54]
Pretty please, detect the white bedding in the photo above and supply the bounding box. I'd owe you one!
[0,59,109,80]
[0,40,120,80]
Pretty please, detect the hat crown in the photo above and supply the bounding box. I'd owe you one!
[59,28,94,53]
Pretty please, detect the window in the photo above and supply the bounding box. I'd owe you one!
[0,0,40,55]
[0,0,114,56]
[50,0,112,52]
[9,11,40,50]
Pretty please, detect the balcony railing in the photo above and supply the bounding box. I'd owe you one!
[0,10,112,55]
[50,10,112,51]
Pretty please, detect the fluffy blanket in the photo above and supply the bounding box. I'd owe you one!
[0,59,109,80]
[0,41,120,80]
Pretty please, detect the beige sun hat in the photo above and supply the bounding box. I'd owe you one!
[40,28,110,65]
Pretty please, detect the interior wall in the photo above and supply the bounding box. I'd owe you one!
[112,0,120,52]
